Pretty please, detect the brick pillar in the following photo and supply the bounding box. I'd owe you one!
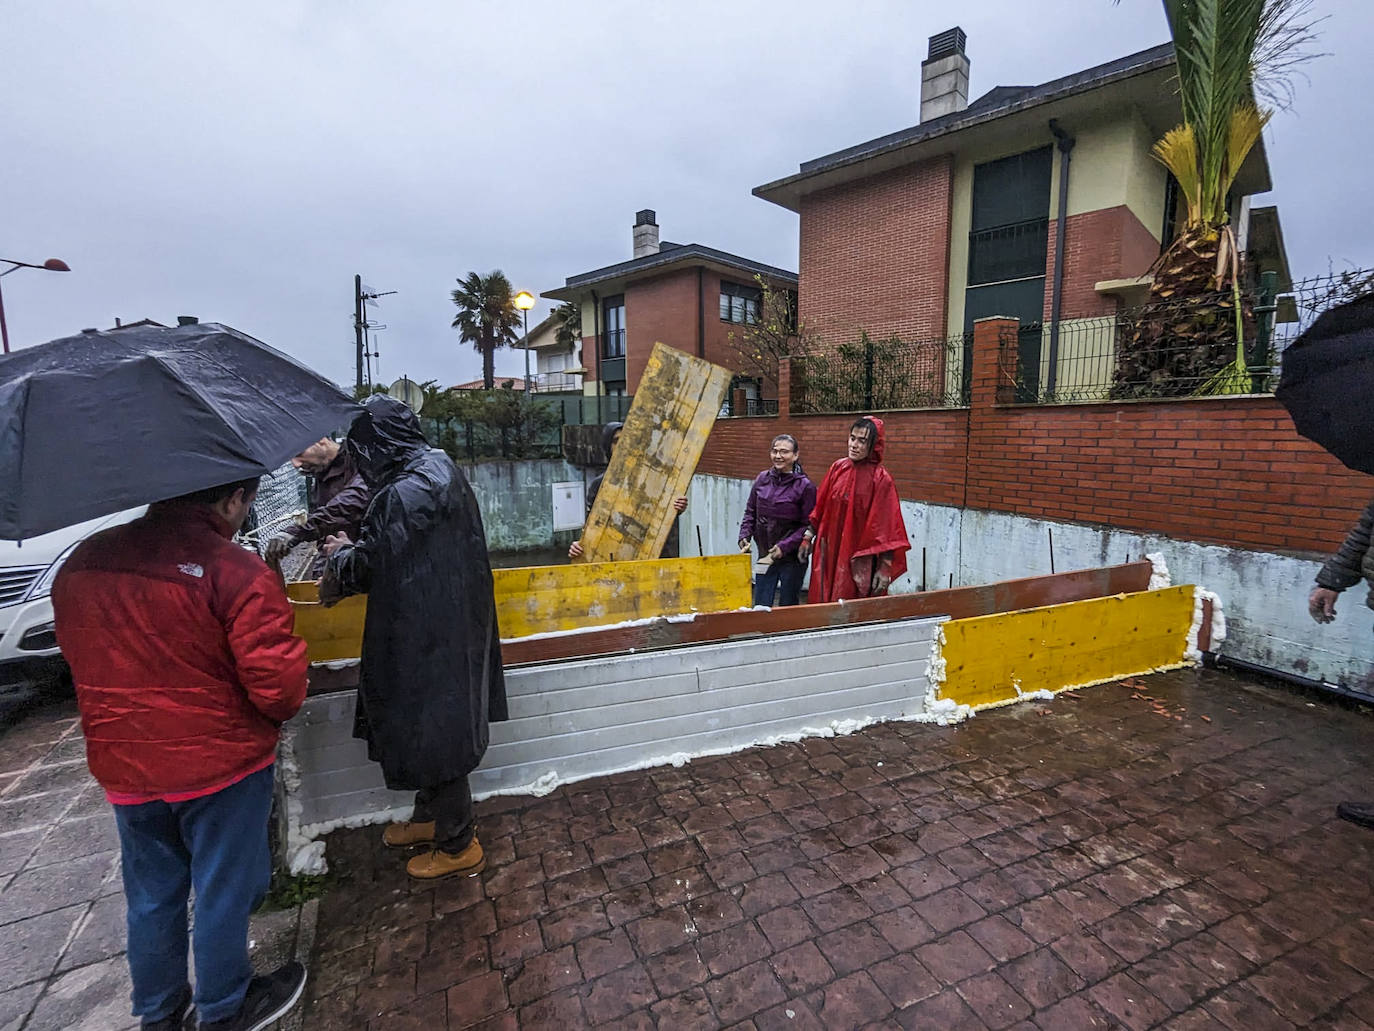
[731,387,747,417]
[778,356,799,418]
[970,316,1020,409]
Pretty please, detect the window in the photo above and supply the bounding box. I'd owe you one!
[966,146,1053,287]
[601,295,625,358]
[720,281,762,324]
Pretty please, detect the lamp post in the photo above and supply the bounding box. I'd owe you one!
[0,257,71,354]
[514,291,536,395]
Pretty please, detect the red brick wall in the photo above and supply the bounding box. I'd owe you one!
[624,269,698,391]
[798,156,954,345]
[697,319,1373,557]
[1043,205,1162,320]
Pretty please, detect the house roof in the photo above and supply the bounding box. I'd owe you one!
[515,313,562,352]
[449,376,535,391]
[755,42,1237,211]
[542,243,797,302]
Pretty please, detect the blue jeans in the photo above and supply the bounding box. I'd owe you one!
[112,764,274,1025]
[753,558,806,607]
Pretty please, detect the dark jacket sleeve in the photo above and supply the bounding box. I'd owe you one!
[292,473,370,542]
[1315,498,1374,591]
[739,476,759,543]
[326,488,393,597]
[775,478,818,557]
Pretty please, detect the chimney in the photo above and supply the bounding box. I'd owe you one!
[921,27,969,122]
[633,209,660,258]
[177,315,199,326]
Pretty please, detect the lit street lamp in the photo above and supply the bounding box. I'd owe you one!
[514,290,536,395]
[0,257,71,355]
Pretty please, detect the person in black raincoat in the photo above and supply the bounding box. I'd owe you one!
[320,395,508,880]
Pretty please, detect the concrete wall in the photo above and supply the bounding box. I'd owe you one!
[685,472,1374,688]
[462,458,584,553]
[288,615,944,833]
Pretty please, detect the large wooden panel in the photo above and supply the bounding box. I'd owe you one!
[288,553,751,663]
[938,585,1197,709]
[577,342,732,563]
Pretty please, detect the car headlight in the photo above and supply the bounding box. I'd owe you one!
[24,541,81,602]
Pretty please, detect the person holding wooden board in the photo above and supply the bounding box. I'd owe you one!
[568,420,688,560]
[800,416,909,603]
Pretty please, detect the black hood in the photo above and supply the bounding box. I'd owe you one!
[601,421,624,463]
[346,395,430,487]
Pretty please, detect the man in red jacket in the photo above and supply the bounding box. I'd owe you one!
[52,477,310,1031]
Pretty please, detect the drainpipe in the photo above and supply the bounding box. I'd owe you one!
[697,266,706,358]
[591,289,601,425]
[1046,119,1075,397]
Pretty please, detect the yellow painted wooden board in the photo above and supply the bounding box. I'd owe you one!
[287,553,751,663]
[577,342,732,563]
[937,586,1196,710]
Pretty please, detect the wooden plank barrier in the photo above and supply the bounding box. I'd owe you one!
[937,584,1198,709]
[300,560,1153,691]
[289,553,752,663]
[577,343,732,563]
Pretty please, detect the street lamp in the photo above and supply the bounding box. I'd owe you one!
[0,257,71,355]
[514,290,536,395]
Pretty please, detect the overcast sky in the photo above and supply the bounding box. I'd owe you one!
[4,1,1370,389]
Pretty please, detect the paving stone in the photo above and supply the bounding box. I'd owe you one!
[581,962,656,1024]
[56,894,125,972]
[21,955,134,1031]
[0,904,85,990]
[705,959,786,1023]
[867,951,940,1008]
[0,851,113,924]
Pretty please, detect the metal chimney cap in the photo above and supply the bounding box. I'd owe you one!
[927,27,967,61]
[176,315,199,326]
[634,209,658,227]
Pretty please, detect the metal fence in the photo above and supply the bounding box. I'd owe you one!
[791,332,970,414]
[1003,269,1374,404]
[721,397,780,417]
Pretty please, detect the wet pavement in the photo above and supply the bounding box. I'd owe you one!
[0,696,307,1031]
[304,667,1374,1030]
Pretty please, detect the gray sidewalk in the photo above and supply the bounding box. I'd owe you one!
[0,697,308,1031]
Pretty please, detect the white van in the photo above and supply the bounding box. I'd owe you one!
[0,508,145,698]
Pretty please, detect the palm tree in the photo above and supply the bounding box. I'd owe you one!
[553,301,582,350]
[1114,0,1322,396]
[451,271,521,390]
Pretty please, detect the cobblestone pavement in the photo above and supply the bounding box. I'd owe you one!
[0,696,307,1031]
[304,668,1374,1030]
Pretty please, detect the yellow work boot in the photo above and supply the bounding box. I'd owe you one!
[382,820,435,848]
[406,838,486,880]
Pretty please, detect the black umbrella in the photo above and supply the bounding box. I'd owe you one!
[1276,293,1374,477]
[0,322,361,539]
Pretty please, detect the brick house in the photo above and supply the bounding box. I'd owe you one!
[754,28,1289,400]
[541,211,797,407]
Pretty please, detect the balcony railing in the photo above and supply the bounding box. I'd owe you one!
[601,328,626,359]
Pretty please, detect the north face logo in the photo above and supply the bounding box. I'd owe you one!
[177,563,204,578]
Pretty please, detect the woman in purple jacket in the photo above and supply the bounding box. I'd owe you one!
[738,434,818,606]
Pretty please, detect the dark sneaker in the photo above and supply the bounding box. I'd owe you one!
[199,962,307,1031]
[142,986,192,1030]
[1336,800,1374,829]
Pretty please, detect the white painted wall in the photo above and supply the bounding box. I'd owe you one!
[685,473,1373,687]
[289,615,944,834]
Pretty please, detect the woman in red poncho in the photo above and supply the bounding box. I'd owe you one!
[800,416,910,602]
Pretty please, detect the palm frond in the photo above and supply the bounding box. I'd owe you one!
[1152,124,1203,224]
